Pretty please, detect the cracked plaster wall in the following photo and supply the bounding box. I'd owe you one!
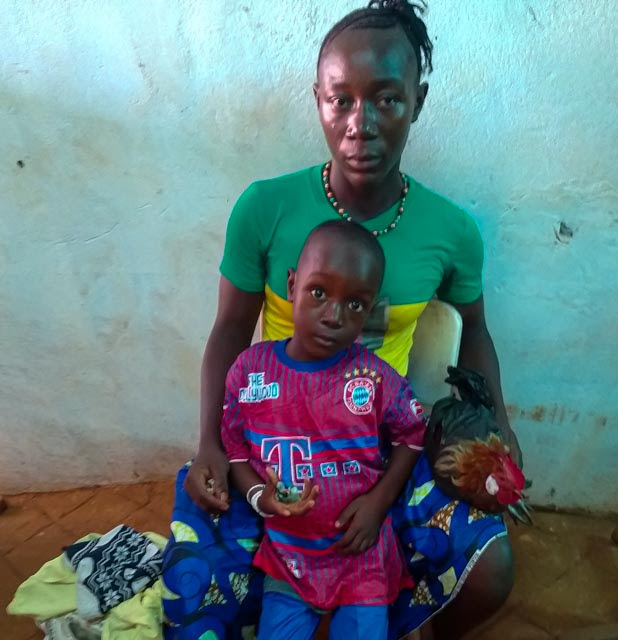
[1,1,616,511]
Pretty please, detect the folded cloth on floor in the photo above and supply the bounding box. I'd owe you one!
[37,613,103,640]
[64,525,163,619]
[102,579,163,640]
[8,534,100,620]
[8,531,167,640]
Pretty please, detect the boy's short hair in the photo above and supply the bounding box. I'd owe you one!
[299,219,386,287]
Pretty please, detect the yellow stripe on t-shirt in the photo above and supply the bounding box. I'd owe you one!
[263,285,429,376]
[375,301,428,375]
[262,285,294,341]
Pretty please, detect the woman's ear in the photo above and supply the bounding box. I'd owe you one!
[313,83,320,108]
[412,82,429,123]
[287,268,296,301]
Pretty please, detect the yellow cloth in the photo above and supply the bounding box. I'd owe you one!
[7,533,99,619]
[7,531,167,639]
[103,579,163,640]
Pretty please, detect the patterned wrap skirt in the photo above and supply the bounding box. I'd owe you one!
[161,453,507,640]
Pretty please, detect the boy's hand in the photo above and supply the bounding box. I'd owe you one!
[334,494,384,555]
[258,467,319,517]
[184,447,230,513]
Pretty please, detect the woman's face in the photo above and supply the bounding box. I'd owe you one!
[315,26,428,189]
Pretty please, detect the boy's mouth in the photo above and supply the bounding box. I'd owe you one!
[313,333,340,349]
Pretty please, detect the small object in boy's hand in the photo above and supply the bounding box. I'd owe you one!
[276,482,301,503]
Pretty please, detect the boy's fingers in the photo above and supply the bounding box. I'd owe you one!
[351,533,370,554]
[290,499,315,515]
[334,525,358,547]
[335,502,357,529]
[258,492,290,517]
[271,501,291,517]
[298,486,319,507]
[358,538,371,553]
[265,467,280,486]
[299,479,313,501]
[336,529,362,553]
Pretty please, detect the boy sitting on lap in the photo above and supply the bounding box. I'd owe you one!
[221,220,426,640]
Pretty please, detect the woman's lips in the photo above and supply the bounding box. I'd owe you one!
[346,154,382,171]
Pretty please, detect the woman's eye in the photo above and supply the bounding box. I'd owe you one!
[348,300,364,312]
[311,288,326,300]
[378,95,399,108]
[330,96,350,109]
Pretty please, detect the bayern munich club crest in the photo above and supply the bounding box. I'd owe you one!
[343,377,375,415]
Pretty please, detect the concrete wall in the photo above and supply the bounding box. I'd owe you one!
[1,1,616,511]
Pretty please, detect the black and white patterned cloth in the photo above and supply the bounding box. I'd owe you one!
[64,525,162,619]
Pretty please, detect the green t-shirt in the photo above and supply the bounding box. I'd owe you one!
[220,164,483,375]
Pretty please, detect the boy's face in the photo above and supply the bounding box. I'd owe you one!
[287,234,382,361]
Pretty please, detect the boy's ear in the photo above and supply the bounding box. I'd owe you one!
[287,268,296,301]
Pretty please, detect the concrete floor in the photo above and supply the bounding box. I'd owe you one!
[1,481,617,639]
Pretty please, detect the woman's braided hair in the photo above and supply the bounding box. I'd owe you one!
[317,0,433,77]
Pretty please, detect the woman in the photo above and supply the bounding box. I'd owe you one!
[162,2,521,639]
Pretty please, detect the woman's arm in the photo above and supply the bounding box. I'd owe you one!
[452,294,523,466]
[184,276,264,512]
[366,445,420,513]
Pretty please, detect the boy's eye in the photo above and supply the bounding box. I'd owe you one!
[311,288,326,300]
[348,300,364,312]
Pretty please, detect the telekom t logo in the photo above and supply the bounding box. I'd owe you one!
[261,436,312,487]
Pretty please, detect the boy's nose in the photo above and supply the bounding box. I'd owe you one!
[321,301,343,328]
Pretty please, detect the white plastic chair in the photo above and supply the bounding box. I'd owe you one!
[406,299,463,407]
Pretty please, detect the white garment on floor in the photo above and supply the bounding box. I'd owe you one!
[37,613,103,640]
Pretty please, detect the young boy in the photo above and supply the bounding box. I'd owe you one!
[220,220,426,640]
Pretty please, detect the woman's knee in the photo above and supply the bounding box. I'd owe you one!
[432,535,514,640]
[467,535,514,606]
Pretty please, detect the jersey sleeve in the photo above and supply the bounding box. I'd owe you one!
[220,357,250,463]
[219,182,267,293]
[437,211,484,304]
[380,368,426,450]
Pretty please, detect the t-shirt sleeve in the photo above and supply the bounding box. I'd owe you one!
[220,358,250,463]
[219,182,267,293]
[437,211,484,304]
[380,368,426,450]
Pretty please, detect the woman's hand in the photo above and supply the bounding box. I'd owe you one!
[334,494,384,555]
[184,447,230,513]
[502,423,523,469]
[257,467,319,517]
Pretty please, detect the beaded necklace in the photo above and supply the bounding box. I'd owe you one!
[321,161,409,236]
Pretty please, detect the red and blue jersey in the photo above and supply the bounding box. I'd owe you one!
[221,340,426,609]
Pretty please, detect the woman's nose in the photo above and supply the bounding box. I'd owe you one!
[346,101,378,139]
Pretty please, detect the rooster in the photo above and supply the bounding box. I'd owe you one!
[425,366,532,524]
